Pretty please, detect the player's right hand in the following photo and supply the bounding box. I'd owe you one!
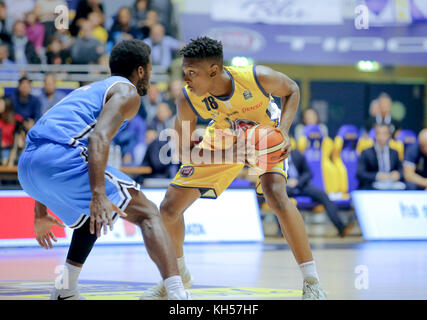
[89,193,127,237]
[34,214,66,250]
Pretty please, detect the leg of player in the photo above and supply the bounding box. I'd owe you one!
[124,188,191,300]
[260,173,327,300]
[50,220,97,300]
[140,185,200,300]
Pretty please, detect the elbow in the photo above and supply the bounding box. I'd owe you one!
[290,81,300,96]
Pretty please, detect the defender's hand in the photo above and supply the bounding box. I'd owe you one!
[89,193,127,237]
[34,214,65,249]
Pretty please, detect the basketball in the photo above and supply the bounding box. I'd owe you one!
[244,124,287,171]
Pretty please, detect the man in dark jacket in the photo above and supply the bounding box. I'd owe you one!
[287,148,353,237]
[8,20,40,64]
[8,77,41,131]
[357,123,405,190]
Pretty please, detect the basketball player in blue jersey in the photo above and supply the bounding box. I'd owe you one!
[17,40,190,300]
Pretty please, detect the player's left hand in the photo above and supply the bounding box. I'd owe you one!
[277,129,291,161]
[34,214,66,250]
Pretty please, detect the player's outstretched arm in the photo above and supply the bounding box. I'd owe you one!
[87,83,138,236]
[255,65,300,159]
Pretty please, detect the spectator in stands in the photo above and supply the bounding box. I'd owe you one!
[4,0,34,21]
[46,28,74,64]
[286,148,353,237]
[294,108,328,140]
[147,102,173,134]
[0,44,19,80]
[403,129,427,190]
[143,23,182,71]
[140,9,159,39]
[38,73,66,114]
[132,0,148,29]
[165,79,183,115]
[0,43,12,64]
[366,93,400,136]
[141,84,164,123]
[70,19,104,64]
[9,20,41,64]
[25,11,45,54]
[149,0,176,36]
[0,1,12,44]
[46,37,65,64]
[108,7,142,46]
[113,114,147,166]
[88,11,108,44]
[142,134,179,179]
[356,123,405,190]
[34,0,67,47]
[0,96,23,164]
[70,0,104,37]
[8,77,41,131]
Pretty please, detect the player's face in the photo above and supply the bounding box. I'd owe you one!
[137,62,152,96]
[182,58,215,96]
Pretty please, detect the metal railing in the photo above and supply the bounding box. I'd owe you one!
[0,64,170,83]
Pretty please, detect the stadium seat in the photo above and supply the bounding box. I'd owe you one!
[395,129,418,152]
[297,125,339,193]
[333,125,359,194]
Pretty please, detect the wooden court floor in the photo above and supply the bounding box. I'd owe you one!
[1,236,427,300]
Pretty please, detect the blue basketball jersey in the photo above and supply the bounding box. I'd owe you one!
[27,76,136,147]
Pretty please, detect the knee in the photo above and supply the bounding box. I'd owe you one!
[128,201,159,226]
[159,199,180,224]
[264,185,293,213]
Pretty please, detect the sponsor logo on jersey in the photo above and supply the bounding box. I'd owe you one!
[180,165,194,178]
[243,90,253,101]
[242,102,263,113]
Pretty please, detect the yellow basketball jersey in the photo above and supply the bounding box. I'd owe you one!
[183,65,281,130]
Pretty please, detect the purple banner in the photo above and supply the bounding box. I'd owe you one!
[180,13,427,66]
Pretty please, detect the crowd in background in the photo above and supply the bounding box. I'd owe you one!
[1,2,427,237]
[0,0,182,70]
[0,0,183,180]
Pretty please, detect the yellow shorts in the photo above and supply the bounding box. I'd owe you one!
[171,161,288,199]
[171,122,288,199]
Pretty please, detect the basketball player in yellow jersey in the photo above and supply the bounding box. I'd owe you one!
[141,37,327,300]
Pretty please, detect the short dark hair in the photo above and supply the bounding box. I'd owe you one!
[179,37,223,64]
[18,76,30,85]
[109,39,151,78]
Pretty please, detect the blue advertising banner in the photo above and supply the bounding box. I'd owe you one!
[180,13,427,66]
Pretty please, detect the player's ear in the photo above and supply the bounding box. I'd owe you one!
[137,66,145,79]
[209,64,219,78]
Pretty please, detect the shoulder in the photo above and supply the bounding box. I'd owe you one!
[176,88,198,120]
[107,81,140,106]
[405,143,420,159]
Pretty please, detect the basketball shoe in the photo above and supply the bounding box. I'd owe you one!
[302,277,328,300]
[140,268,193,300]
[50,287,86,300]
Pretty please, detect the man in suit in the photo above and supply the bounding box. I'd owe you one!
[287,148,353,237]
[357,123,405,190]
[365,93,400,137]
